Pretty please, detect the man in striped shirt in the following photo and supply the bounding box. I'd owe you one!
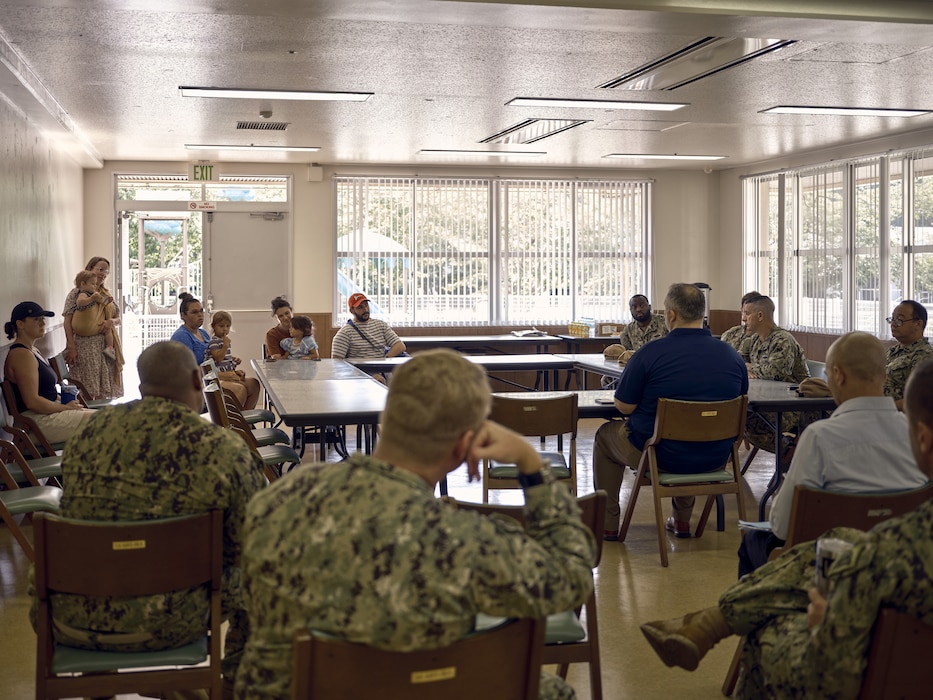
[331,292,407,360]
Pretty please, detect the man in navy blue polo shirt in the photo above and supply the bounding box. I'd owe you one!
[594,283,749,540]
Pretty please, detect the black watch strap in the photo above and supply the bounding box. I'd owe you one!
[518,471,545,489]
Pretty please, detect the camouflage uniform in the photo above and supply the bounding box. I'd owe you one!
[235,454,597,700]
[884,337,933,403]
[720,324,759,362]
[746,327,810,453]
[720,498,933,699]
[34,396,265,677]
[618,313,669,351]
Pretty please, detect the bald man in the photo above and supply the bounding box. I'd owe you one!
[737,331,928,576]
[48,340,265,691]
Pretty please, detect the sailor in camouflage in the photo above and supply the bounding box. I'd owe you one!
[640,358,933,699]
[720,291,765,361]
[235,349,596,700]
[33,341,265,681]
[618,294,669,351]
[742,295,810,453]
[883,300,933,409]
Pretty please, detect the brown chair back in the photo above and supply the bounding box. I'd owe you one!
[490,392,579,439]
[33,510,224,698]
[291,616,545,700]
[859,607,933,699]
[784,483,933,546]
[649,395,748,445]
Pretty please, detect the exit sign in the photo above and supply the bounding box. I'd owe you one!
[189,162,218,182]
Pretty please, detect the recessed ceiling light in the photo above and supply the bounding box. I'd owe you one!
[419,149,546,157]
[604,153,725,161]
[185,144,321,152]
[762,106,930,117]
[482,119,590,144]
[179,87,373,102]
[507,97,687,112]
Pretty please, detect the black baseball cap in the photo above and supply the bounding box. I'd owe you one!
[10,301,55,324]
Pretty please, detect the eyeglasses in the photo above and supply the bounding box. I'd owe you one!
[886,316,919,327]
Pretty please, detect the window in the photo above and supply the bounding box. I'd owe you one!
[743,151,933,338]
[335,176,651,326]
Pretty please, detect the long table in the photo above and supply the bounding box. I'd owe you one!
[350,354,578,391]
[400,334,561,354]
[251,359,387,459]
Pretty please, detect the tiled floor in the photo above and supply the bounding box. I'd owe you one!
[0,409,779,699]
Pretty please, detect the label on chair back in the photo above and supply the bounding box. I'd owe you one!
[112,539,147,551]
[701,411,718,417]
[411,666,456,684]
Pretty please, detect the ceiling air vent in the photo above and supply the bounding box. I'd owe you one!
[236,120,289,131]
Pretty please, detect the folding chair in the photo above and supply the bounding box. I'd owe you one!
[203,382,299,480]
[721,482,933,696]
[483,393,578,503]
[34,510,223,699]
[0,452,62,562]
[454,491,607,700]
[1,380,64,457]
[0,437,62,487]
[291,616,545,700]
[49,352,112,408]
[200,358,275,427]
[619,395,748,567]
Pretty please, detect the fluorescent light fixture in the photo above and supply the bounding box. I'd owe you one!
[601,37,795,91]
[419,149,546,157]
[604,153,725,161]
[507,97,686,112]
[185,144,320,152]
[482,118,590,144]
[179,86,373,102]
[762,105,930,117]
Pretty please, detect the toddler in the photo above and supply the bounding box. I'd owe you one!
[207,310,246,379]
[280,314,320,360]
[72,270,117,360]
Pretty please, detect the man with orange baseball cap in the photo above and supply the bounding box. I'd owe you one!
[331,291,407,361]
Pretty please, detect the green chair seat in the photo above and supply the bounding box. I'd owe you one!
[0,486,62,516]
[257,444,301,467]
[5,455,62,483]
[242,408,276,425]
[250,427,291,447]
[656,469,734,486]
[476,610,585,644]
[490,452,571,480]
[51,636,208,674]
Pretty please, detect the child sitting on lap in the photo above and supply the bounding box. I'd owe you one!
[280,315,320,360]
[207,310,248,380]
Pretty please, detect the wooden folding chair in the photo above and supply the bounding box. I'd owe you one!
[34,510,223,699]
[453,491,607,700]
[619,395,748,567]
[49,352,112,408]
[721,482,933,696]
[483,393,578,502]
[0,451,62,562]
[291,616,545,700]
[203,382,298,480]
[1,380,63,457]
[1,436,62,487]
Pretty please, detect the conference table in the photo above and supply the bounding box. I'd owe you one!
[350,354,578,391]
[400,334,561,354]
[251,359,388,460]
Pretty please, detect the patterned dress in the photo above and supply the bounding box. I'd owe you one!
[62,286,123,399]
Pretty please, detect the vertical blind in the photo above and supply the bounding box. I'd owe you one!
[335,176,651,326]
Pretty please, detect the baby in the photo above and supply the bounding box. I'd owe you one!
[280,314,320,360]
[71,270,116,360]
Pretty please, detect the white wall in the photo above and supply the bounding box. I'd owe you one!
[0,96,85,354]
